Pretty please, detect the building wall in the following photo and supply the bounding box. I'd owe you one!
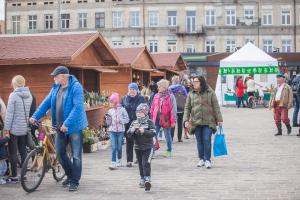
[0,20,4,34]
[5,0,300,53]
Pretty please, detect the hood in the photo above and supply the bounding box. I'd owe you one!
[14,87,31,99]
[52,75,79,89]
[169,84,183,93]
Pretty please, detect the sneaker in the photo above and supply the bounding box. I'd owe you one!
[109,162,117,170]
[126,162,133,167]
[145,181,151,191]
[0,178,6,185]
[62,179,71,187]
[139,179,145,188]
[178,139,183,142]
[116,160,122,167]
[69,183,79,192]
[163,151,171,158]
[205,160,212,169]
[6,176,18,184]
[197,159,205,167]
[134,160,138,164]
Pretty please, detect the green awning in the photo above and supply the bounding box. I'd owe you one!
[219,66,279,75]
[182,55,207,62]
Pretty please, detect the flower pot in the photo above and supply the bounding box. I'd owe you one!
[83,143,92,153]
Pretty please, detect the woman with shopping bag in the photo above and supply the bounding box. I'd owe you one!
[183,76,223,169]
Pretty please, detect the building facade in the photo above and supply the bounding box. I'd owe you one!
[0,20,4,34]
[5,0,300,53]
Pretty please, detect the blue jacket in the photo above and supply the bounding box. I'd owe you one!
[32,75,88,135]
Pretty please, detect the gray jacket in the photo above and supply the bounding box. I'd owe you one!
[4,87,32,136]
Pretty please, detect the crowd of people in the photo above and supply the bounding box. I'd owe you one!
[0,65,224,192]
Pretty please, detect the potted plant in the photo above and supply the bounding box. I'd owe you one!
[83,128,97,153]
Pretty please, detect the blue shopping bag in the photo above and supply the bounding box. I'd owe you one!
[213,127,228,157]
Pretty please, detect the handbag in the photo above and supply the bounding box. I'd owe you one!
[21,98,34,149]
[213,127,228,157]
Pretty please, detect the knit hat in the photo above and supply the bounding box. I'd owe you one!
[109,92,120,104]
[128,82,139,91]
[136,103,149,115]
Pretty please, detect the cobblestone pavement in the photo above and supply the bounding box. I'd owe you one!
[1,107,300,200]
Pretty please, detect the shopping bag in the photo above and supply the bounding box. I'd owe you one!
[213,127,228,157]
[155,137,160,150]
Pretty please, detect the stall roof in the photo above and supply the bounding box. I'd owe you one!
[151,52,187,71]
[0,31,119,66]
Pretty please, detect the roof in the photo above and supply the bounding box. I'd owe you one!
[0,31,119,66]
[151,52,187,71]
[220,42,278,67]
[113,47,144,65]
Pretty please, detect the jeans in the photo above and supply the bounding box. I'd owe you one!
[136,148,152,179]
[110,132,124,162]
[56,131,83,186]
[236,96,246,108]
[171,113,183,141]
[194,125,213,162]
[293,94,299,125]
[8,134,27,177]
[155,121,172,152]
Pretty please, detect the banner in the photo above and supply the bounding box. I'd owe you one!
[219,66,279,75]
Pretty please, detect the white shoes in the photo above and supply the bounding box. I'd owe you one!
[109,162,117,170]
[197,160,212,169]
[205,160,212,169]
[197,159,205,167]
[116,160,122,167]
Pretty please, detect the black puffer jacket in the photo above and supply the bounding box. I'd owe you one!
[127,119,155,150]
[121,95,146,127]
[0,137,9,160]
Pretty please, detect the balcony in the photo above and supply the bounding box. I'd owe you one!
[237,17,260,26]
[176,26,204,37]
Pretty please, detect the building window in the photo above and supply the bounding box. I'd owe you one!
[45,14,53,30]
[245,38,254,44]
[61,14,70,29]
[263,10,273,25]
[167,41,177,52]
[95,0,105,2]
[226,40,236,52]
[185,44,195,53]
[28,15,37,31]
[149,11,159,27]
[149,40,158,53]
[78,13,87,28]
[168,11,177,27]
[225,9,236,26]
[112,41,122,47]
[130,11,140,27]
[112,11,123,28]
[12,15,21,34]
[282,10,291,25]
[205,9,215,26]
[95,12,105,28]
[205,40,215,53]
[244,9,254,19]
[62,0,70,3]
[186,11,196,33]
[263,39,273,52]
[282,39,292,52]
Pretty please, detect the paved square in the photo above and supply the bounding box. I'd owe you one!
[1,107,300,200]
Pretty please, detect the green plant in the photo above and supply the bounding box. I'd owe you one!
[83,128,96,145]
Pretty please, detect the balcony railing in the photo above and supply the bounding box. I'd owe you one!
[176,26,204,36]
[237,17,260,26]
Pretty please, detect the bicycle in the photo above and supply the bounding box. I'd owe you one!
[248,87,269,109]
[20,122,71,193]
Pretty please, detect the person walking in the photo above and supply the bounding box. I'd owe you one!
[291,73,300,127]
[270,74,293,136]
[235,76,246,108]
[30,66,88,191]
[127,103,155,191]
[105,93,129,170]
[121,83,146,167]
[3,75,33,183]
[183,76,223,169]
[169,76,188,142]
[150,79,177,157]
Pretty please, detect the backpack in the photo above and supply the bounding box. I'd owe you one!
[159,94,175,128]
[174,92,187,111]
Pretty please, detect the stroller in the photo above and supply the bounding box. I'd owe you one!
[0,135,9,184]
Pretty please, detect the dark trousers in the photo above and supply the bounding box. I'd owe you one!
[236,96,246,108]
[135,148,152,179]
[171,112,184,141]
[126,135,134,163]
[8,134,27,177]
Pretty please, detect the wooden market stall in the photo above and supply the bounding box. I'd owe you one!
[151,52,187,82]
[0,31,119,128]
[100,47,157,96]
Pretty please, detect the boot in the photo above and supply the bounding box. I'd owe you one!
[274,123,282,136]
[286,124,292,135]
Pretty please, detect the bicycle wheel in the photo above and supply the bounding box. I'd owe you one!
[20,148,47,193]
[52,159,65,182]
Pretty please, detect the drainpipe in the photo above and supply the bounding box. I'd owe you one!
[294,0,297,52]
[142,0,145,45]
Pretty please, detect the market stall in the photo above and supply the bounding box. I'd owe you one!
[215,42,279,105]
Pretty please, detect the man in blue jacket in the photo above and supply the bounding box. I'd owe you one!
[30,65,88,192]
